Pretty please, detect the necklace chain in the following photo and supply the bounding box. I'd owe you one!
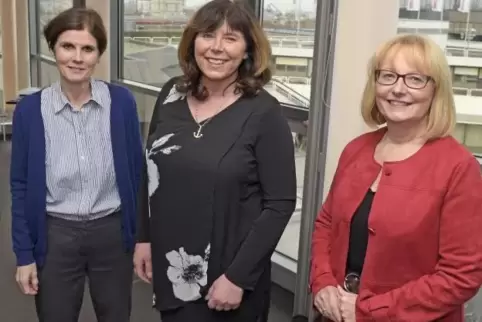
[192,102,224,139]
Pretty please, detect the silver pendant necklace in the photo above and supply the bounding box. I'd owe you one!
[193,122,208,139]
[192,102,223,139]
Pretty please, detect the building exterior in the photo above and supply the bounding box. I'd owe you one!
[134,0,185,16]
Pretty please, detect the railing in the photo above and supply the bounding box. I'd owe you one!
[272,75,311,85]
[445,47,482,58]
[452,87,482,97]
[268,79,310,108]
[125,36,315,49]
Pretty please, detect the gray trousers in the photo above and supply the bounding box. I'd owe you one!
[35,212,133,322]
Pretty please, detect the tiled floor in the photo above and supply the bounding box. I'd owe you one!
[0,141,293,322]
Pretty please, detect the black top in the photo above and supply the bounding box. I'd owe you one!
[136,78,297,313]
[346,189,375,275]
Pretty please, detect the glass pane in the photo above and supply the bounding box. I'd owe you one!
[39,60,59,87]
[397,0,482,318]
[122,0,213,85]
[38,0,73,56]
[130,88,158,139]
[263,0,316,262]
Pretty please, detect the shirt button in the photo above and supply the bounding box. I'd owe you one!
[384,168,392,176]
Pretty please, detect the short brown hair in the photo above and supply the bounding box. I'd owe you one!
[361,34,456,140]
[177,0,272,100]
[43,7,107,56]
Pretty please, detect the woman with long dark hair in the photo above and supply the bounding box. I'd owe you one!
[133,1,297,321]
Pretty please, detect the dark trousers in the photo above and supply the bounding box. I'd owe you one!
[160,299,268,322]
[35,212,133,322]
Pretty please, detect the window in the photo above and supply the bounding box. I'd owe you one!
[122,0,212,86]
[263,1,314,107]
[39,60,59,87]
[452,66,480,88]
[128,88,158,139]
[38,0,73,56]
[398,0,482,155]
[262,0,316,261]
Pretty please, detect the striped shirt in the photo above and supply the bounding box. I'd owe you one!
[40,79,121,220]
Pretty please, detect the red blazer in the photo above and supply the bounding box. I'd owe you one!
[310,128,482,322]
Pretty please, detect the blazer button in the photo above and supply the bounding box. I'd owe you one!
[368,227,376,235]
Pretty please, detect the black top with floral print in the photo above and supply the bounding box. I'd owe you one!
[137,77,297,314]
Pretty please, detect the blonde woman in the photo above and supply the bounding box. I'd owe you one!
[310,34,482,322]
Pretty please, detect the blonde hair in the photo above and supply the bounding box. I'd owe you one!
[360,34,456,140]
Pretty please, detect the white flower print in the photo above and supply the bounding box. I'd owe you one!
[146,133,182,217]
[165,244,211,302]
[163,85,186,104]
[159,145,181,155]
[146,157,160,198]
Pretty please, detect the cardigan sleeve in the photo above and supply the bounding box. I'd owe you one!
[136,156,151,243]
[127,90,143,193]
[309,144,352,296]
[356,156,482,321]
[10,100,35,266]
[310,191,339,295]
[224,104,297,290]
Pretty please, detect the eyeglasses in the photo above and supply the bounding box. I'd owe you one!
[375,69,432,89]
[343,272,360,294]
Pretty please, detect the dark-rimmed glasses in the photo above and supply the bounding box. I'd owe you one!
[375,69,432,89]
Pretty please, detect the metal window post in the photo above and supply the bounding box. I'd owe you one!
[292,0,339,320]
[244,0,263,20]
[110,0,124,81]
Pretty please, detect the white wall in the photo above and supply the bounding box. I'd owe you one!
[323,0,399,198]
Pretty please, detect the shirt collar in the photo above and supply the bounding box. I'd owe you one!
[52,79,108,114]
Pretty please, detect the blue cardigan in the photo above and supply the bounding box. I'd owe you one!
[10,83,143,267]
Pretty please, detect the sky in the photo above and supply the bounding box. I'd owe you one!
[185,0,317,13]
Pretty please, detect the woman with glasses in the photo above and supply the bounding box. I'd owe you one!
[310,34,482,322]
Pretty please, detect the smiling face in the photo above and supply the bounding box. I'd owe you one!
[375,47,435,126]
[193,21,247,83]
[53,28,99,85]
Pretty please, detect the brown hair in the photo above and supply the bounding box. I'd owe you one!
[43,7,107,56]
[177,0,272,100]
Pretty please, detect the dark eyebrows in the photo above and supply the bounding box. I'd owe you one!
[82,44,96,50]
[224,30,242,38]
[57,40,97,50]
[57,40,73,47]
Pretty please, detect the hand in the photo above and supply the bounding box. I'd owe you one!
[314,286,342,322]
[15,263,39,295]
[205,274,243,311]
[133,242,152,283]
[337,286,357,322]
